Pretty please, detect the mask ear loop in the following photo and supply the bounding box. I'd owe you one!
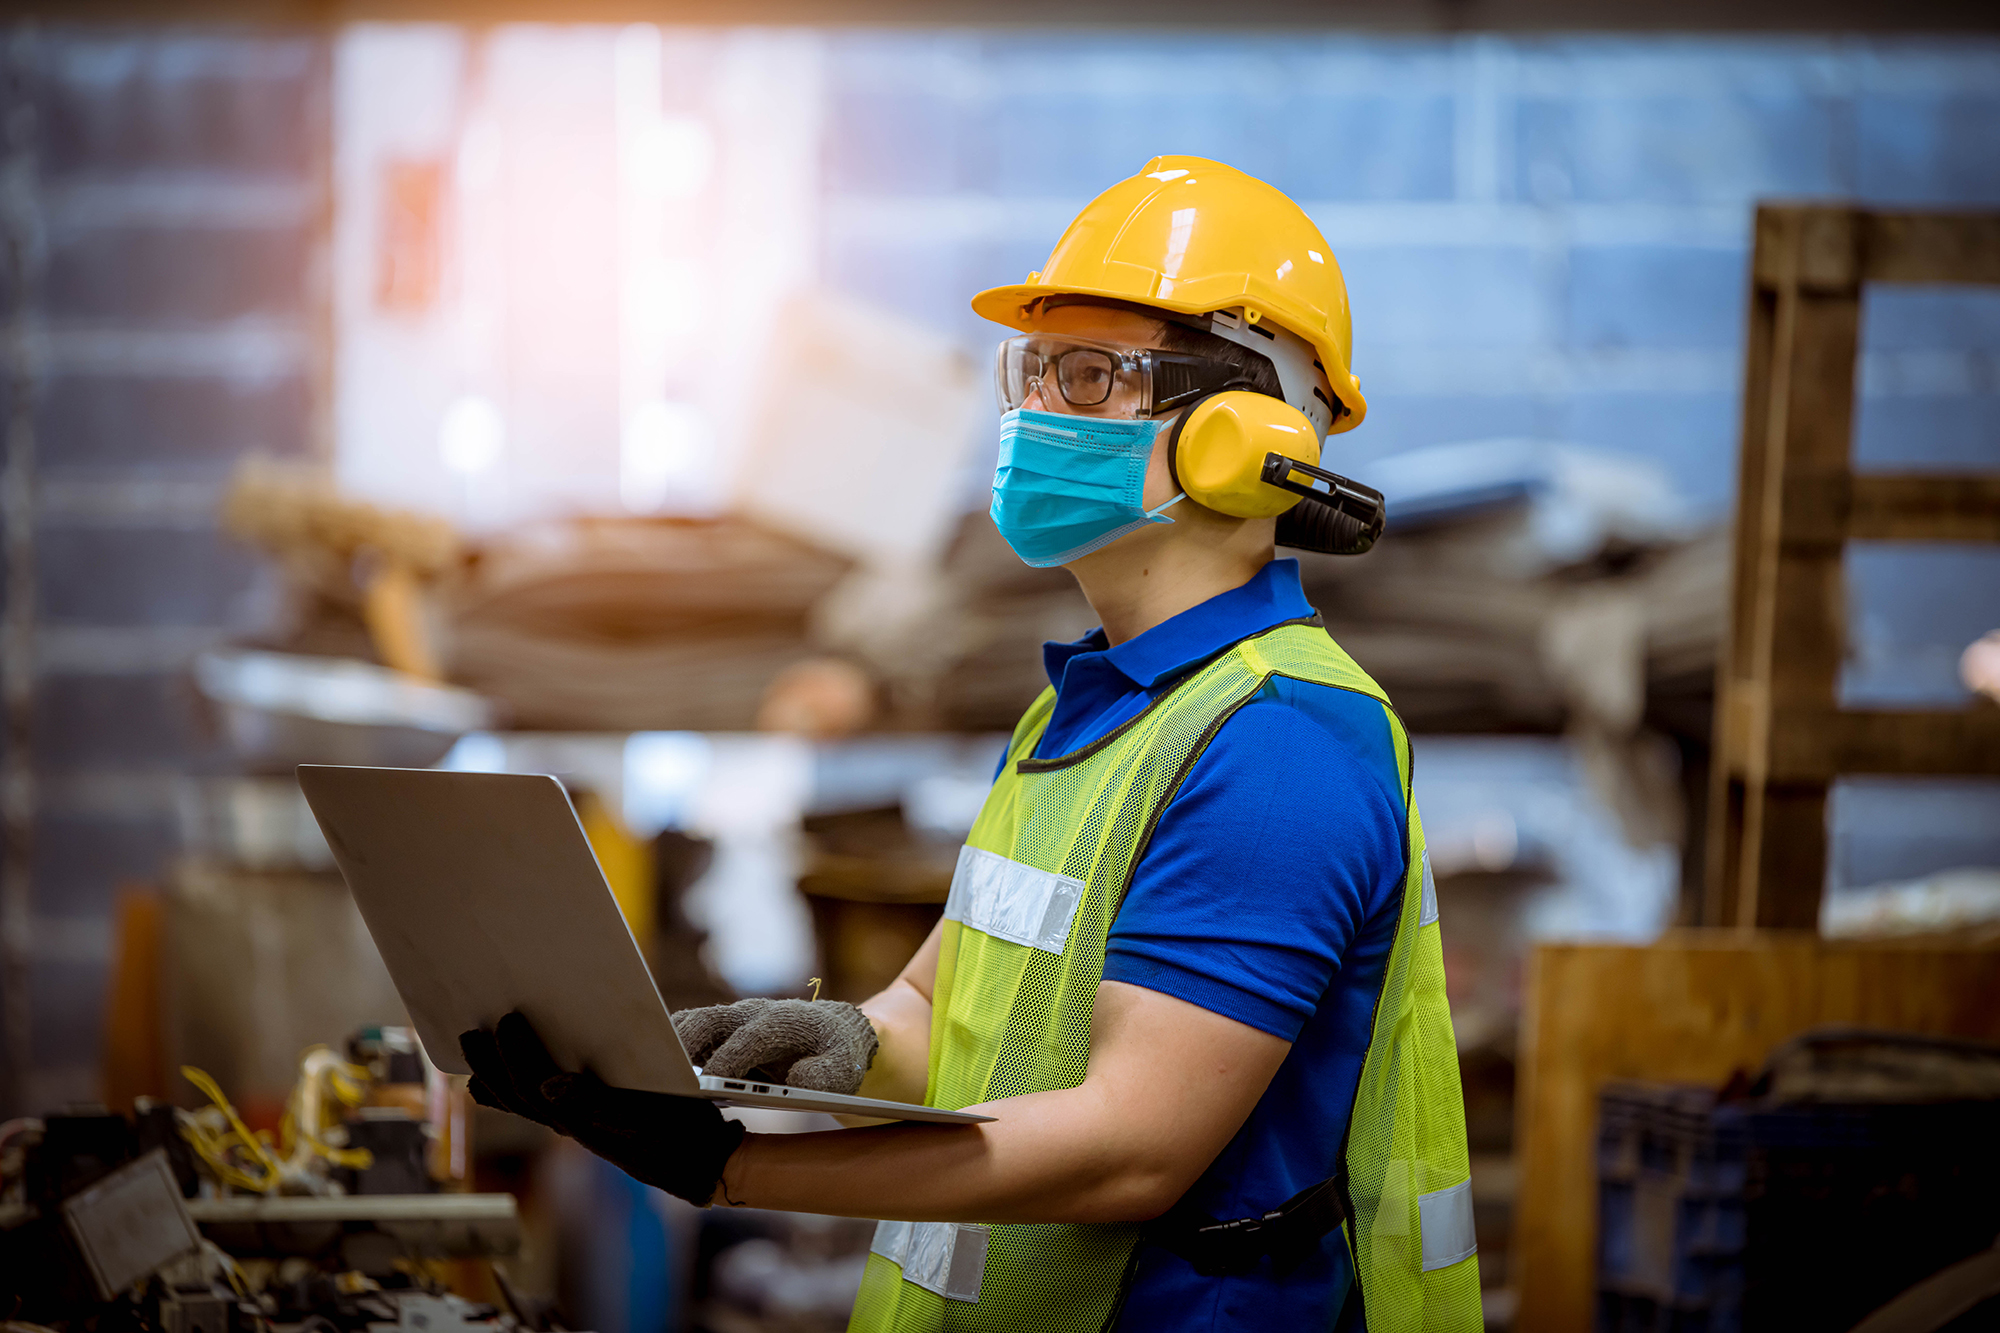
[1163,391,1222,500]
[1134,405,1194,522]
[1141,392,1225,523]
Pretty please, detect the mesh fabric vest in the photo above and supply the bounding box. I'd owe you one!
[847,620,1482,1333]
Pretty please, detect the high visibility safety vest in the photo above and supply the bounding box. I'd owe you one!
[848,620,1481,1333]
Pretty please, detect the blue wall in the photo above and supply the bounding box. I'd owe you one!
[820,34,2000,508]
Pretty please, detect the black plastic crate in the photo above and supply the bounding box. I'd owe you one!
[1596,1081,2000,1333]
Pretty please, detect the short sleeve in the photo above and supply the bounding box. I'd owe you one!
[1102,678,1408,1042]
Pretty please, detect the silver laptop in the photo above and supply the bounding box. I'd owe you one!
[298,765,989,1126]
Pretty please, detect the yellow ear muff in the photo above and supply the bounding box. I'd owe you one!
[1167,392,1322,519]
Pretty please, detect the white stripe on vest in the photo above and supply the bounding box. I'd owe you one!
[870,1220,989,1302]
[1418,1177,1477,1271]
[945,846,1085,955]
[1417,849,1439,928]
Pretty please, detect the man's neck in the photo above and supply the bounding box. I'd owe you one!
[1066,528,1274,647]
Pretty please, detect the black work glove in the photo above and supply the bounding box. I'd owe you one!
[673,998,879,1095]
[460,1014,567,1130]
[460,1011,746,1207]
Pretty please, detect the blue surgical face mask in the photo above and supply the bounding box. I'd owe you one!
[989,409,1185,569]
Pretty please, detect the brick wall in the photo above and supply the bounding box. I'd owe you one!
[1,29,327,1114]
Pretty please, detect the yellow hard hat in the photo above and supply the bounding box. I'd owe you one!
[972,155,1365,434]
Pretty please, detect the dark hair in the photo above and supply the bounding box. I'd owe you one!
[1152,320,1285,401]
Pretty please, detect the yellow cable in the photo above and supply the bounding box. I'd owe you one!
[200,1241,251,1298]
[318,1053,376,1167]
[181,1118,267,1193]
[178,1123,267,1194]
[180,1065,279,1192]
[283,1046,376,1173]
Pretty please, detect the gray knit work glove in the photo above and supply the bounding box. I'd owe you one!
[673,998,879,1095]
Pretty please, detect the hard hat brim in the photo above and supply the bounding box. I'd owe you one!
[972,281,1219,336]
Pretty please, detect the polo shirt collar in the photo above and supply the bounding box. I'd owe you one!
[1042,558,1316,691]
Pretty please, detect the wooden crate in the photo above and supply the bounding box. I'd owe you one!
[1706,205,2000,929]
[1512,933,2000,1332]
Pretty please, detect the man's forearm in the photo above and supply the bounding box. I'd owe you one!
[723,980,1290,1230]
[720,1079,1181,1226]
[855,975,934,1106]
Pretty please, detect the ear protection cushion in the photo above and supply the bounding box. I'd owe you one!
[1166,392,1322,520]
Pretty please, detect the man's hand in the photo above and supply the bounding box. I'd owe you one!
[674,998,879,1095]
[459,1016,568,1131]
[460,1011,745,1207]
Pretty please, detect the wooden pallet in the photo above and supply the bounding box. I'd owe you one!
[1704,205,2000,930]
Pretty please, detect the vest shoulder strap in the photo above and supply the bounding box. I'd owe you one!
[1004,686,1058,762]
[1233,620,1393,711]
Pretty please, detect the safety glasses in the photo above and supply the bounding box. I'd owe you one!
[995,333,1259,420]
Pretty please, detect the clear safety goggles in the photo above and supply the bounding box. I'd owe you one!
[995,333,1260,420]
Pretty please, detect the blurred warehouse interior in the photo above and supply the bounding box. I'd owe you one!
[1,6,1998,1332]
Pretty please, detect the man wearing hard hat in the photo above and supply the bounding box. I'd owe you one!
[467,158,1479,1332]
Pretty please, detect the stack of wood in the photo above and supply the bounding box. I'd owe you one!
[221,460,462,678]
[220,459,859,733]
[895,491,1724,758]
[1298,509,1727,851]
[219,445,1724,761]
[446,515,854,732]
[1299,520,1724,738]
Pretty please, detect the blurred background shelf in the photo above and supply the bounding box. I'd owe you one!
[185,1192,522,1258]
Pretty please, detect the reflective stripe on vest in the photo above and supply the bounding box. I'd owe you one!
[944,846,1084,955]
[869,1221,989,1303]
[1418,1179,1477,1272]
[846,620,1480,1333]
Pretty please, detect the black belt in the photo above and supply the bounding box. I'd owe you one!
[1142,1174,1351,1277]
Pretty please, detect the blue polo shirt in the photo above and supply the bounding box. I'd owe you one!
[1024,558,1406,1331]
